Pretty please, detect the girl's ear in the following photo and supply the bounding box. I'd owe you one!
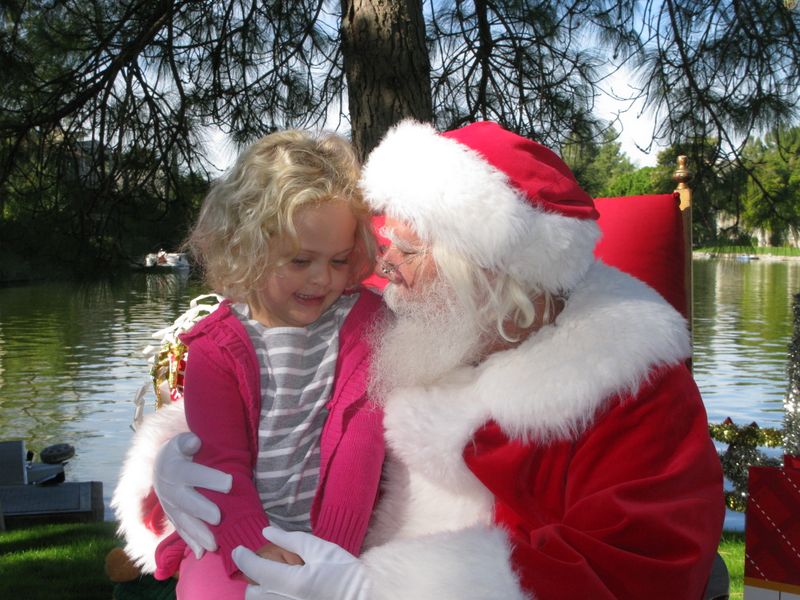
[347,234,376,289]
[345,263,362,290]
[348,218,379,288]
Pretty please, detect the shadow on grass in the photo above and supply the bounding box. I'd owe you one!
[718,530,745,599]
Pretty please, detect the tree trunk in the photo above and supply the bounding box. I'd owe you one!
[340,0,432,160]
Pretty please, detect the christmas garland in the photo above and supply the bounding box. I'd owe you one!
[130,293,223,430]
[708,418,783,512]
[709,419,784,448]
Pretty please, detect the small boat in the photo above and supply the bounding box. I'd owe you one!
[144,250,190,270]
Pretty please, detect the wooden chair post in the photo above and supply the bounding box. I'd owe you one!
[672,156,693,333]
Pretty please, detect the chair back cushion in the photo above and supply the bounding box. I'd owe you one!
[594,193,687,318]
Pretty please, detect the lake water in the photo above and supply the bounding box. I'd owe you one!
[0,258,797,527]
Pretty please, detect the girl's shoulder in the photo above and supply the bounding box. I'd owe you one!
[341,287,384,331]
[179,300,244,345]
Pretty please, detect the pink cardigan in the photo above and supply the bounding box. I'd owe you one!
[154,289,386,579]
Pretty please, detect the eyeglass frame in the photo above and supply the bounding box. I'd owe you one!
[376,227,430,278]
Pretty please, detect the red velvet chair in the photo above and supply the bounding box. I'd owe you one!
[594,156,694,327]
[595,192,688,317]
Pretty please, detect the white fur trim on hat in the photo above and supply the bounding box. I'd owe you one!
[361,120,600,293]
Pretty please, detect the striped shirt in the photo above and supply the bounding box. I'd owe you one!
[233,294,358,532]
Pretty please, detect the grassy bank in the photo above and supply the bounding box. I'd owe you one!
[0,522,746,598]
[695,244,800,258]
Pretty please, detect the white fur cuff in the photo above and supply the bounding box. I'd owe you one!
[111,401,188,572]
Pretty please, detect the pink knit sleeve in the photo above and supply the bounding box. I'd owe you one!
[181,336,269,576]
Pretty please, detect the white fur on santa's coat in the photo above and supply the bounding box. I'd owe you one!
[360,120,601,294]
[111,400,188,573]
[363,525,531,600]
[363,262,690,597]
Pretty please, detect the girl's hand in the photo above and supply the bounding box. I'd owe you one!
[233,527,370,600]
[255,540,305,565]
[241,540,304,585]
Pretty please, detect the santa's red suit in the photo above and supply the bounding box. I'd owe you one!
[357,263,723,599]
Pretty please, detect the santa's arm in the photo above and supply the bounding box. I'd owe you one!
[112,337,261,574]
[111,400,192,572]
[489,365,724,599]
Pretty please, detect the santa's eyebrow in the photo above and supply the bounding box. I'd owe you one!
[378,225,395,242]
[378,226,424,253]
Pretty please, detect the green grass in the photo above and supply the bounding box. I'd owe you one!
[0,522,746,598]
[719,530,745,598]
[695,244,800,257]
[0,521,120,599]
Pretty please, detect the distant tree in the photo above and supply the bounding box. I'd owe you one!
[635,0,799,186]
[740,127,800,245]
[654,141,749,246]
[563,128,636,197]
[600,167,660,198]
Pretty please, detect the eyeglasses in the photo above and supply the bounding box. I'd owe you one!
[376,226,430,279]
[377,249,427,276]
[376,236,429,278]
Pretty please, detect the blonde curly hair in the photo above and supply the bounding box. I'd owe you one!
[186,130,376,303]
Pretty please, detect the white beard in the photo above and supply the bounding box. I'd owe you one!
[368,280,487,403]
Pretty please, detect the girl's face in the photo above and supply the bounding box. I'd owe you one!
[251,201,358,328]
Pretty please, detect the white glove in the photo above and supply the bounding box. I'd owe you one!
[153,432,233,558]
[232,526,371,600]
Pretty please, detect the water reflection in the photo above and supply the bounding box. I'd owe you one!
[0,272,204,516]
[693,258,798,428]
[0,260,798,520]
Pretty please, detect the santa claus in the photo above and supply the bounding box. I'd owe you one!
[115,120,724,599]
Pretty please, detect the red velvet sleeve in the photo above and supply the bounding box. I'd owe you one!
[468,365,725,599]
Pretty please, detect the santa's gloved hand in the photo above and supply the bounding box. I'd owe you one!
[154,432,232,558]
[232,526,370,600]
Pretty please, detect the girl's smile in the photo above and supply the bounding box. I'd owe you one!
[293,293,326,305]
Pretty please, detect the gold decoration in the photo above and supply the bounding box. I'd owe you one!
[145,293,223,410]
[709,419,784,447]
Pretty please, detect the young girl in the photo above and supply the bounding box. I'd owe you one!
[152,130,385,598]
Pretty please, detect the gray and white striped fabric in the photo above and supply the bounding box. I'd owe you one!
[233,294,358,532]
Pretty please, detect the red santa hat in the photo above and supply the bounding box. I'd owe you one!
[361,120,601,294]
